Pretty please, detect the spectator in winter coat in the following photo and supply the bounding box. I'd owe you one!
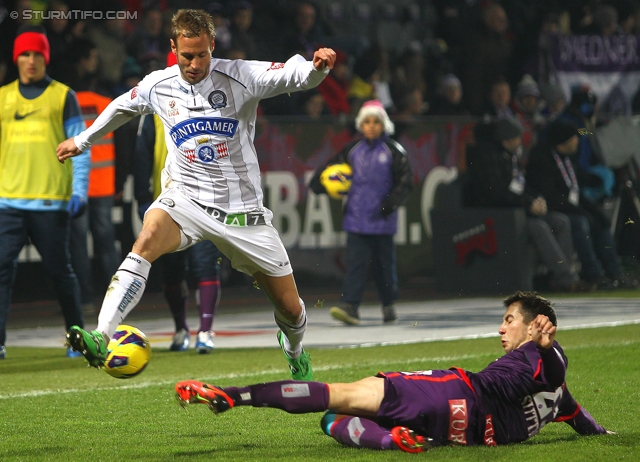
[526,120,637,289]
[464,117,589,292]
[308,100,413,325]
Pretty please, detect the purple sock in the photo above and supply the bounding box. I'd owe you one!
[330,415,395,450]
[223,381,329,413]
[165,281,188,332]
[198,278,220,332]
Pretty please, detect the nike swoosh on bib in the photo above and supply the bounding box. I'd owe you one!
[14,109,41,120]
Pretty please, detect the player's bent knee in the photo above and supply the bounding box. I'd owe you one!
[278,297,303,321]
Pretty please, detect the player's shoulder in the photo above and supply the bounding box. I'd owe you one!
[49,78,71,91]
[137,66,178,92]
[210,57,292,83]
[0,79,15,91]
[501,343,535,364]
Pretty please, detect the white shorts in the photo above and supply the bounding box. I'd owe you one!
[148,188,293,278]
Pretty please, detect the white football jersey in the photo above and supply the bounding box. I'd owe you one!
[75,54,328,212]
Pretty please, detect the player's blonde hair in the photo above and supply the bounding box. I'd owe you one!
[171,9,216,43]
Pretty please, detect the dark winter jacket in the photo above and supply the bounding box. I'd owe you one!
[308,136,413,235]
[526,142,610,230]
[464,140,539,211]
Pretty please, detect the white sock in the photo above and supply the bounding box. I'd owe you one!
[274,298,307,358]
[97,253,151,339]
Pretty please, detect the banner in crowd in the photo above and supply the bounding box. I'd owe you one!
[15,118,473,299]
[549,34,640,115]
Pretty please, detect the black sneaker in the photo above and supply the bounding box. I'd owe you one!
[382,304,397,323]
[329,304,360,325]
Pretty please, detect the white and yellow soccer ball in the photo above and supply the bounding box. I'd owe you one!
[103,325,151,379]
[320,163,353,200]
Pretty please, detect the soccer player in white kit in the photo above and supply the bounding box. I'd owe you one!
[56,9,336,380]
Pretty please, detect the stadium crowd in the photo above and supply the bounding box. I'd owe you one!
[2,0,640,117]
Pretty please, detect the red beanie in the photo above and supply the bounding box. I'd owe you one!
[13,31,50,65]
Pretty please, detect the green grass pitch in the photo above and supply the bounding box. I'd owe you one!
[1,324,638,461]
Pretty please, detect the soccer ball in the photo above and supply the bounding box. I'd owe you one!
[103,325,151,379]
[320,163,353,199]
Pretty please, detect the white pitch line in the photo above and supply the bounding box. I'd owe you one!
[0,351,505,400]
[2,335,639,401]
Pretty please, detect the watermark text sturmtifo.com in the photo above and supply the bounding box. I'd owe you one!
[10,10,137,20]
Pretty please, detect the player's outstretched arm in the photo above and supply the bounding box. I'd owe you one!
[530,314,556,350]
[57,138,82,164]
[313,47,336,71]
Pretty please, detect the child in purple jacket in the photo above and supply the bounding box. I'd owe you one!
[308,100,413,325]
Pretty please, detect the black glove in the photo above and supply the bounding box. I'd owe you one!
[380,201,396,217]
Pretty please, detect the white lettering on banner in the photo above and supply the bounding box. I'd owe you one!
[299,171,340,248]
[393,206,407,245]
[410,222,422,244]
[299,191,343,248]
[263,172,301,247]
[559,35,640,66]
[452,223,487,243]
[17,171,425,263]
[421,166,458,238]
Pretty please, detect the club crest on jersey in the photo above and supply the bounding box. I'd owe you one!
[197,144,215,163]
[208,90,227,109]
[169,117,239,147]
[194,137,229,163]
[166,99,180,118]
[195,137,214,163]
[130,87,138,100]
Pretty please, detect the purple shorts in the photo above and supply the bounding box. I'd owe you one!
[376,369,485,446]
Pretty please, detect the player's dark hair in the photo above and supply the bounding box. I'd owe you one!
[171,9,216,43]
[503,291,557,326]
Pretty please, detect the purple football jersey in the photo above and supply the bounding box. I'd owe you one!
[467,340,568,444]
[376,340,605,446]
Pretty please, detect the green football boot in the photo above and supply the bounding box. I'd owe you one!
[66,326,108,368]
[277,330,313,381]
